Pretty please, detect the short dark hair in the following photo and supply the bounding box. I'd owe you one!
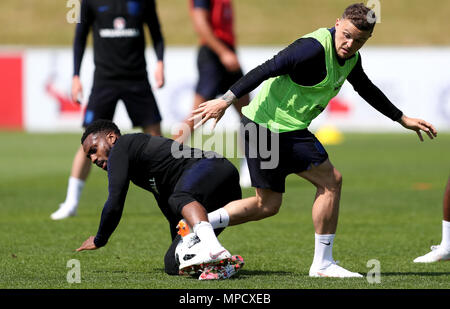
[342,3,376,32]
[81,119,121,144]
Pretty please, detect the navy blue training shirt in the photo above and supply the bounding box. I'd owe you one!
[73,0,164,81]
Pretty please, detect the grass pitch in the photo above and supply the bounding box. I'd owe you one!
[0,131,449,290]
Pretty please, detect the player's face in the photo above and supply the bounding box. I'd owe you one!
[82,132,117,171]
[334,18,372,59]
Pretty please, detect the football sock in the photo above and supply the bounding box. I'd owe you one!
[63,176,85,208]
[208,208,230,229]
[312,233,335,268]
[441,220,450,250]
[193,221,223,253]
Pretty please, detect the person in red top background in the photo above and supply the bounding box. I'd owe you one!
[173,0,251,187]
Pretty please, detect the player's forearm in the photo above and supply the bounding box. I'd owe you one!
[362,86,403,121]
[221,90,238,107]
[351,76,403,121]
[93,201,124,247]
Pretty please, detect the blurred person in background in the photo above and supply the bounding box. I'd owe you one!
[172,0,251,188]
[51,0,165,220]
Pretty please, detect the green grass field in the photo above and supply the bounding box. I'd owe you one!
[0,131,449,290]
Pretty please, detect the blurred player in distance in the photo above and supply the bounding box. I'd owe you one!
[76,120,244,279]
[414,177,450,263]
[190,3,438,277]
[51,0,165,220]
[172,0,251,188]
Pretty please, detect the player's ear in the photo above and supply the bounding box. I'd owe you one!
[107,132,118,145]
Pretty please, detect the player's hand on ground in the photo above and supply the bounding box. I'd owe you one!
[398,115,437,141]
[189,98,229,130]
[71,75,83,104]
[76,236,98,252]
[154,60,165,88]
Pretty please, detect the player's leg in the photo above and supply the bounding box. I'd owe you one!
[164,158,240,276]
[222,188,281,225]
[50,146,91,220]
[189,158,246,279]
[298,159,362,277]
[444,177,450,222]
[51,83,118,220]
[298,159,342,234]
[414,177,450,263]
[174,201,234,275]
[167,158,242,275]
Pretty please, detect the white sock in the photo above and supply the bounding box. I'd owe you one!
[208,208,230,229]
[193,221,223,252]
[440,220,450,250]
[63,177,85,208]
[312,233,335,268]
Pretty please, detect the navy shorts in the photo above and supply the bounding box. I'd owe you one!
[168,157,242,221]
[241,116,329,193]
[83,79,162,127]
[196,45,244,100]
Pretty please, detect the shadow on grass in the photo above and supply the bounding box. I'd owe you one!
[153,268,293,279]
[238,270,293,277]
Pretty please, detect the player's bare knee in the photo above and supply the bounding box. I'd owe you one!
[333,170,343,189]
[256,196,282,219]
[265,203,281,217]
[323,168,342,192]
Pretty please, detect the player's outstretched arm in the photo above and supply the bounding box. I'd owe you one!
[397,115,437,141]
[189,90,237,130]
[76,236,98,252]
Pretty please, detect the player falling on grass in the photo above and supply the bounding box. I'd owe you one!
[75,120,244,280]
[190,3,438,277]
[414,177,450,263]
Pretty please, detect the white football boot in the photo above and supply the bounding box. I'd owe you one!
[50,202,77,220]
[179,243,232,276]
[309,261,363,278]
[175,219,232,275]
[413,245,450,263]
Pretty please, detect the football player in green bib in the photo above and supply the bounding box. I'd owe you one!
[191,3,437,277]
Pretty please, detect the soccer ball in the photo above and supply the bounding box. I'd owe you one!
[175,233,201,266]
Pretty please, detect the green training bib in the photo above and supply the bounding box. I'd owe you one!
[242,28,359,133]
